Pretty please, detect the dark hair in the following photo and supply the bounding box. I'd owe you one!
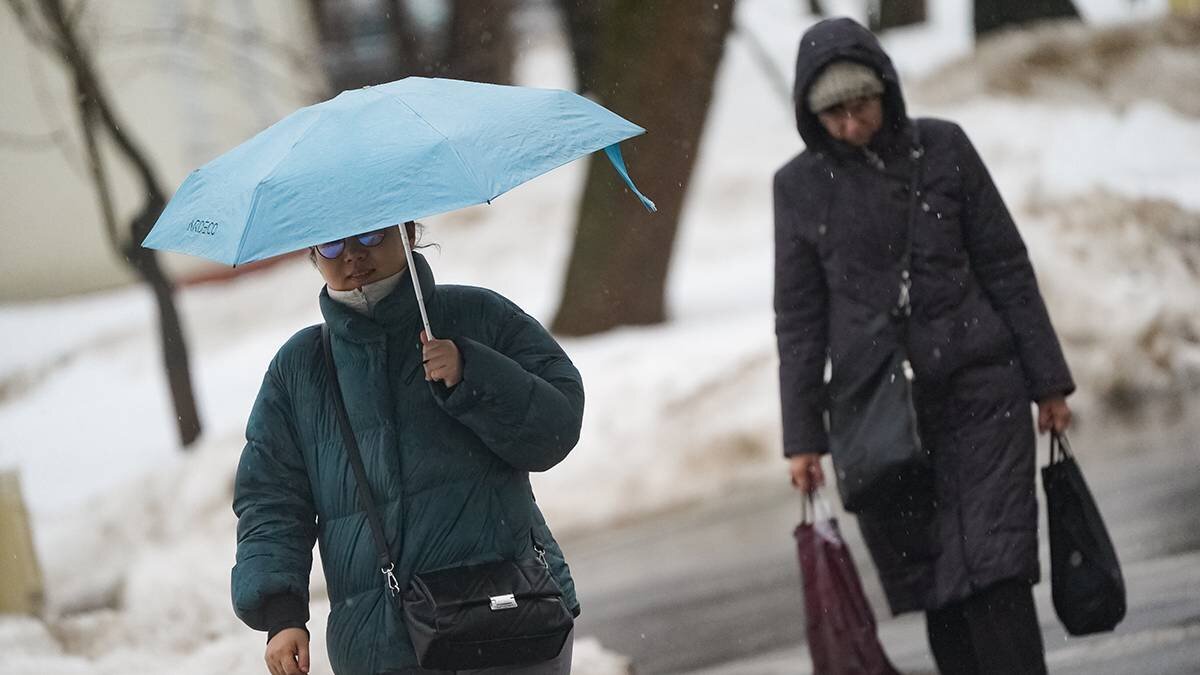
[307,220,433,266]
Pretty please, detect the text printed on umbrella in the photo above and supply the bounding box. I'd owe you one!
[186,219,220,236]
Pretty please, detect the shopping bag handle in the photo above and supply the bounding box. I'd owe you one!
[800,490,834,524]
[1050,430,1074,464]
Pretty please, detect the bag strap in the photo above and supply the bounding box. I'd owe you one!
[799,490,834,524]
[894,122,926,323]
[321,324,402,596]
[1050,430,1074,465]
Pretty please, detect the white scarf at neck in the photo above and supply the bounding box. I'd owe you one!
[327,271,404,315]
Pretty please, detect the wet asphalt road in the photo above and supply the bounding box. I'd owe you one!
[560,399,1200,674]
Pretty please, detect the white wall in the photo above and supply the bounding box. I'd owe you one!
[0,0,325,301]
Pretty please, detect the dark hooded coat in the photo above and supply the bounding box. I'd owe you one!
[232,253,582,674]
[774,18,1075,612]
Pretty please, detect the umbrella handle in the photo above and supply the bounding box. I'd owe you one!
[400,224,434,340]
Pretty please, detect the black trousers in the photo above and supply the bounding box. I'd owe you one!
[925,579,1047,675]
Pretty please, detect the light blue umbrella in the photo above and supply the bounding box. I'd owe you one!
[143,77,655,337]
[143,77,654,264]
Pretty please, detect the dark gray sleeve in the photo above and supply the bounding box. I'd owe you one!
[952,124,1075,400]
[773,169,831,456]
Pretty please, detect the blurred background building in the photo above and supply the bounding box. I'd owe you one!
[1,1,324,301]
[1,0,534,302]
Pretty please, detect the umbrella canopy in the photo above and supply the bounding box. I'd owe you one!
[142,77,655,266]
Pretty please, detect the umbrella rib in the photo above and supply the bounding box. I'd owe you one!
[380,91,490,202]
[234,109,327,264]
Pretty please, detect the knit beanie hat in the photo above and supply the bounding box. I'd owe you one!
[806,60,885,113]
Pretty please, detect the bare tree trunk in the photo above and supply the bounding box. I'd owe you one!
[872,0,926,31]
[30,0,202,447]
[558,0,606,93]
[308,0,515,91]
[383,0,434,77]
[309,0,409,91]
[975,0,1080,37]
[552,1,736,336]
[125,199,201,447]
[444,0,515,84]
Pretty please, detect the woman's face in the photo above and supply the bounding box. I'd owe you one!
[313,226,409,291]
[817,95,884,148]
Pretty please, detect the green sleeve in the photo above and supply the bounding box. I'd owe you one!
[435,310,584,472]
[231,364,317,632]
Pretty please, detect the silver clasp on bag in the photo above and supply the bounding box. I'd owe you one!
[894,270,913,318]
[490,594,518,611]
[382,562,401,597]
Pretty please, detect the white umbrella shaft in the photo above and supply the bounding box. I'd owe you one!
[400,229,434,340]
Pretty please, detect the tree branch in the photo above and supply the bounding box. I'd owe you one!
[39,0,166,206]
[730,18,791,107]
[4,0,64,55]
[101,11,324,80]
[73,81,120,251]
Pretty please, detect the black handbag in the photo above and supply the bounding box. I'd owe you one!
[827,127,930,513]
[1042,432,1126,635]
[321,326,574,670]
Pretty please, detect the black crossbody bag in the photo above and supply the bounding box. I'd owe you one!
[827,125,931,513]
[321,326,574,670]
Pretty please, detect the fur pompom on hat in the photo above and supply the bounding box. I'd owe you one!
[806,60,884,113]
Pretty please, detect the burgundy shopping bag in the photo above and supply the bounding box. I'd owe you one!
[795,495,899,675]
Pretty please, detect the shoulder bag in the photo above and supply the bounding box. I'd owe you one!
[827,124,931,513]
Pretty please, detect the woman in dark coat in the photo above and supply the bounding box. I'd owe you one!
[774,18,1074,674]
[232,222,582,675]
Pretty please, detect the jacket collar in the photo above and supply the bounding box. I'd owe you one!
[319,251,437,343]
[821,117,915,168]
[326,271,405,315]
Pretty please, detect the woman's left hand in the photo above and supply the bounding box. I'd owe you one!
[1037,396,1072,434]
[421,331,463,388]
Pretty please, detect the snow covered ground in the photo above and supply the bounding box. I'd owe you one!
[2,0,1198,672]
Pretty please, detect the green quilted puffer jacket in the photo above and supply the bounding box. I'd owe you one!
[232,253,583,674]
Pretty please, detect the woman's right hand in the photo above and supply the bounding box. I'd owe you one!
[788,453,825,494]
[265,627,310,675]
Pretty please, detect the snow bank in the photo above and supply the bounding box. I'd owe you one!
[1023,192,1200,410]
[912,15,1200,118]
[2,0,1198,672]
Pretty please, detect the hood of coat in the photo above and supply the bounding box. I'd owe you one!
[793,17,910,154]
[319,250,436,342]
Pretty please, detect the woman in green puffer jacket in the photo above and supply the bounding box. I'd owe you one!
[232,222,583,675]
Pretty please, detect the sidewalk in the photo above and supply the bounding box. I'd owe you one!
[690,550,1200,674]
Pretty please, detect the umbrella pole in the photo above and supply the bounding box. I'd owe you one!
[399,225,434,340]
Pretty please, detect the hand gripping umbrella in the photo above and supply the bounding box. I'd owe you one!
[142,77,655,338]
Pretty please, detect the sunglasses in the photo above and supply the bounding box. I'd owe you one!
[314,229,387,259]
